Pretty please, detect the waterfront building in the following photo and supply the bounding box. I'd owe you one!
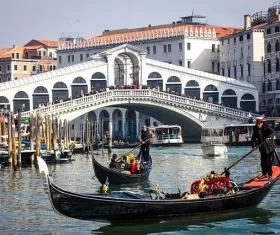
[262,3,280,116]
[0,43,57,83]
[56,15,239,75]
[219,12,266,96]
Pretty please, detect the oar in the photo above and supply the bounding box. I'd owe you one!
[116,137,152,162]
[221,140,267,175]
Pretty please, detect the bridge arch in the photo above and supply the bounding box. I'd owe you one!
[240,93,256,112]
[0,96,10,111]
[33,86,49,109]
[203,85,218,103]
[147,72,163,88]
[184,80,200,99]
[52,82,69,101]
[72,77,88,98]
[99,110,110,133]
[221,89,237,108]
[13,91,30,111]
[125,109,137,140]
[112,109,123,139]
[166,76,182,93]
[91,72,107,90]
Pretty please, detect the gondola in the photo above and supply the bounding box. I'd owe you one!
[104,143,140,149]
[92,154,152,184]
[37,156,280,221]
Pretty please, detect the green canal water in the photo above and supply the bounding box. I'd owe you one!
[0,144,280,234]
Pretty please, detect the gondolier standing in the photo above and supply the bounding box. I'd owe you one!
[252,117,276,180]
[138,125,154,162]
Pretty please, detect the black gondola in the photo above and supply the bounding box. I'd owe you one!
[103,143,139,149]
[37,156,280,221]
[92,154,152,184]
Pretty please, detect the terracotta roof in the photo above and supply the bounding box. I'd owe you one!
[59,24,240,50]
[24,45,44,50]
[221,23,266,38]
[35,39,59,47]
[0,46,25,59]
[0,48,12,57]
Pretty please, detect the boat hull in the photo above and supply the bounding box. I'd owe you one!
[47,176,275,220]
[202,145,227,156]
[92,155,151,184]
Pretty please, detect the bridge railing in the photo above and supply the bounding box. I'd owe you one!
[22,89,254,119]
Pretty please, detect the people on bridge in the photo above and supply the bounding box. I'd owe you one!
[138,124,154,163]
[252,117,276,180]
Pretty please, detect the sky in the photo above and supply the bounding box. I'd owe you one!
[0,0,274,48]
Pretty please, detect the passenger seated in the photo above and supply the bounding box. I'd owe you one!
[109,153,119,169]
[130,158,137,174]
[120,155,130,170]
[135,158,143,174]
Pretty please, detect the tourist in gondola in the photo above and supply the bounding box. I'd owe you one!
[120,155,130,171]
[138,124,154,162]
[252,117,276,180]
[109,153,120,169]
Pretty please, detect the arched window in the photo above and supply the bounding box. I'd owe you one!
[53,82,67,89]
[186,80,199,87]
[34,86,48,93]
[167,76,181,83]
[148,72,162,78]
[204,85,218,91]
[92,72,106,79]
[222,89,236,96]
[276,40,280,52]
[73,77,86,83]
[14,91,29,98]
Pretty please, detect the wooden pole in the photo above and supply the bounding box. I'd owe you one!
[55,117,59,141]
[85,118,89,154]
[8,112,12,166]
[48,116,52,150]
[108,119,112,155]
[58,119,62,144]
[35,113,42,157]
[11,114,17,169]
[41,117,46,145]
[17,109,22,167]
[68,121,71,147]
[73,124,77,143]
[45,116,50,151]
[63,119,67,148]
[101,119,104,154]
[52,115,57,150]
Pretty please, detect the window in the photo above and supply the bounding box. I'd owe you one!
[43,51,46,56]
[222,68,225,76]
[234,38,236,44]
[228,67,231,77]
[267,28,271,35]
[12,53,15,59]
[267,42,271,53]
[178,43,182,51]
[71,55,74,62]
[248,63,251,76]
[217,62,220,73]
[239,35,243,42]
[163,45,167,53]
[187,61,191,68]
[153,46,156,54]
[168,44,171,52]
[86,53,90,58]
[53,66,56,70]
[247,33,251,40]
[228,38,230,44]
[222,39,224,46]
[0,66,1,72]
[59,56,62,63]
[146,47,150,54]
[276,58,280,72]
[16,53,19,59]
[80,54,83,61]
[7,65,10,71]
[49,65,53,71]
[268,59,271,73]
[32,65,36,72]
[234,49,236,59]
[240,64,244,77]
[23,65,27,71]
[38,51,41,56]
[217,45,220,53]
[68,55,70,63]
[39,65,43,72]
[234,66,237,78]
[241,47,243,59]
[212,44,215,52]
[49,52,53,57]
[187,43,191,50]
[179,60,183,66]
[248,45,250,53]
[212,61,215,72]
[276,26,280,33]
[14,65,17,71]
[276,40,280,51]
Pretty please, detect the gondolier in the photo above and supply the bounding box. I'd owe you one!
[138,124,154,162]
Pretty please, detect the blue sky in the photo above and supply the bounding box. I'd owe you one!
[0,0,273,48]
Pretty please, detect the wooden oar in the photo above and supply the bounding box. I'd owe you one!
[221,140,267,175]
[116,137,152,162]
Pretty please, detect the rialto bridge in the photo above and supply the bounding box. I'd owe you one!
[0,44,258,141]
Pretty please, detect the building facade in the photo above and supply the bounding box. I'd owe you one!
[0,45,57,83]
[56,16,239,75]
[262,4,280,116]
[219,13,266,94]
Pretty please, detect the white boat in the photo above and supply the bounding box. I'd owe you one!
[149,125,184,147]
[201,127,227,157]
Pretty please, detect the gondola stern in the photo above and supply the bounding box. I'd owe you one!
[37,156,49,177]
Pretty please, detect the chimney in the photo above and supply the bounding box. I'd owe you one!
[244,14,251,29]
[13,45,16,48]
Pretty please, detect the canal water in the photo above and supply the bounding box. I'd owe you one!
[0,144,280,235]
